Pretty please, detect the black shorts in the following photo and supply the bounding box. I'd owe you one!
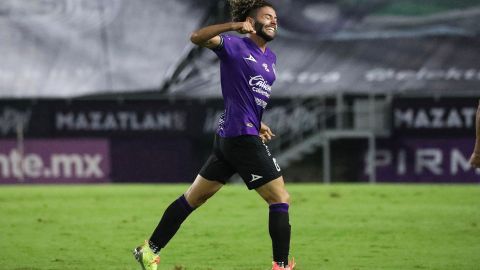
[199,134,282,190]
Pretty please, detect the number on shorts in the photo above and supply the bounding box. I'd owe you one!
[273,158,281,172]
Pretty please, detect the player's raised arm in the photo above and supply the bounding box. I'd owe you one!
[190,21,256,49]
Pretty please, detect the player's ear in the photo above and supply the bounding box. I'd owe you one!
[246,16,255,26]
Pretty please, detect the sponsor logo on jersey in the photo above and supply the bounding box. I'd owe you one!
[263,63,270,72]
[249,75,272,100]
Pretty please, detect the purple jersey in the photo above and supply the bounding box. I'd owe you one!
[212,34,277,137]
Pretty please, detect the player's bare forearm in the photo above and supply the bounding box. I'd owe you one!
[190,23,233,48]
[474,101,480,154]
[190,21,255,48]
[470,101,480,168]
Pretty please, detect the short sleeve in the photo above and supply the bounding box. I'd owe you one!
[211,34,241,60]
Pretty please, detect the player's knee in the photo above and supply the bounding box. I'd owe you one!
[267,190,290,204]
[186,192,211,208]
[185,197,203,208]
[282,191,291,204]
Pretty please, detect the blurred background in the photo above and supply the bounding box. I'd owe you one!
[1,0,479,185]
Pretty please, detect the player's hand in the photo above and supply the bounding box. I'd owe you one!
[469,152,480,169]
[259,122,275,143]
[233,21,256,34]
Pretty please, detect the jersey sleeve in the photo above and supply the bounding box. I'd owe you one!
[211,34,240,60]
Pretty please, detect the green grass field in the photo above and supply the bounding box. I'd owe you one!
[1,184,479,270]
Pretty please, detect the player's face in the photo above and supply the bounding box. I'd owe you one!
[253,6,278,42]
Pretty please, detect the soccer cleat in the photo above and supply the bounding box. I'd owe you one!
[133,240,161,270]
[272,258,296,270]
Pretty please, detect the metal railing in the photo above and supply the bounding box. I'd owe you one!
[269,94,392,183]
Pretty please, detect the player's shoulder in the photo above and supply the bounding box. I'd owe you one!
[217,34,248,53]
[220,34,243,43]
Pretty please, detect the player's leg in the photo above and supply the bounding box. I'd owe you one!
[146,134,234,255]
[184,174,224,207]
[148,175,224,254]
[256,176,294,269]
[134,147,233,270]
[134,175,223,270]
[222,135,294,269]
[255,176,290,204]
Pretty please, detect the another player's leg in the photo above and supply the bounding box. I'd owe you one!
[133,175,223,270]
[256,176,295,270]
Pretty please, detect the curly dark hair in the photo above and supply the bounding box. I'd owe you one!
[229,0,274,22]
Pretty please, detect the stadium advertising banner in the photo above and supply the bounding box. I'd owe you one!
[393,98,478,136]
[0,99,205,138]
[201,98,328,136]
[372,97,480,182]
[0,139,110,184]
[110,138,195,183]
[0,99,322,138]
[51,101,202,137]
[363,138,480,183]
[0,100,52,138]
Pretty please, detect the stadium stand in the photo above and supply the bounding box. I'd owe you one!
[0,0,210,97]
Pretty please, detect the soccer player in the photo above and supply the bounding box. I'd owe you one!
[469,100,480,168]
[133,1,295,269]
